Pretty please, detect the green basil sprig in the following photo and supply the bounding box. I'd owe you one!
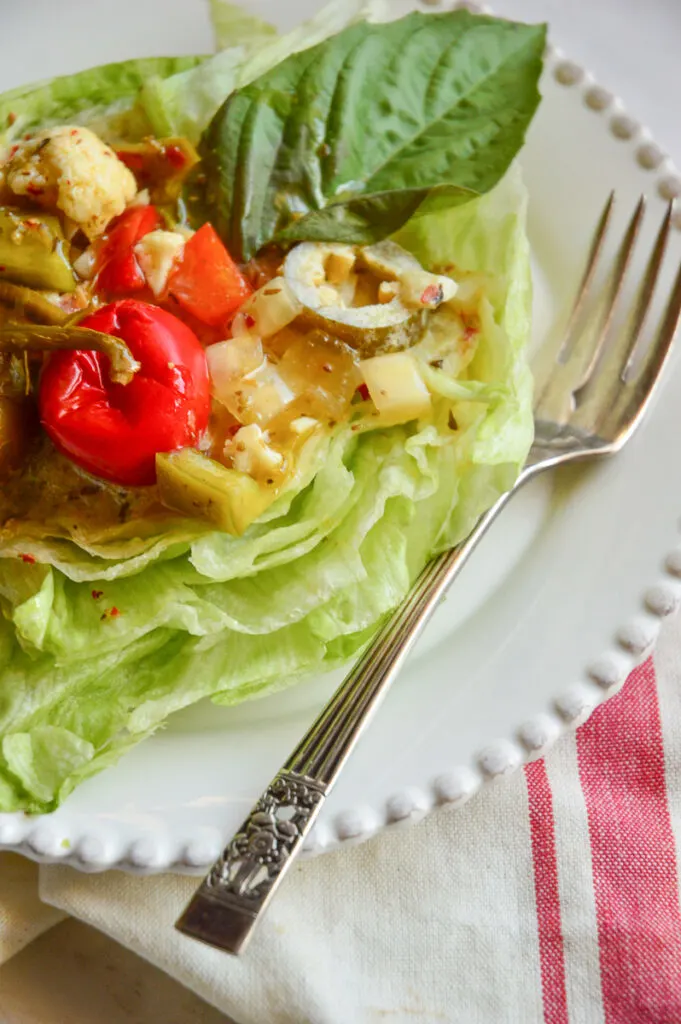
[199,10,546,261]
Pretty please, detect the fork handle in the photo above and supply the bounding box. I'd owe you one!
[176,492,512,954]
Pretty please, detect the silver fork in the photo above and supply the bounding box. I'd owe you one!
[176,195,681,955]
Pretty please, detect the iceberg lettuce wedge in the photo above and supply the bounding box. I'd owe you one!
[0,4,539,811]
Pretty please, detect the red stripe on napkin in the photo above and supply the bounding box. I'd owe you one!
[577,658,681,1024]
[525,759,570,1024]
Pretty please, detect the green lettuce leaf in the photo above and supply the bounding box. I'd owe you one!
[138,0,277,144]
[200,10,546,259]
[139,0,382,145]
[208,0,278,51]
[138,50,249,144]
[0,163,533,812]
[0,56,204,150]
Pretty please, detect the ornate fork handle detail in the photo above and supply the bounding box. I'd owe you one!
[176,495,512,954]
[176,772,327,952]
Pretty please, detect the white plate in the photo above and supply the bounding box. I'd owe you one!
[1,0,681,874]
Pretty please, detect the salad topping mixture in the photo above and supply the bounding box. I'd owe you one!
[0,116,501,537]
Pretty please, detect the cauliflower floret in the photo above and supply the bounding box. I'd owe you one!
[4,125,136,241]
[134,229,186,297]
[224,424,284,478]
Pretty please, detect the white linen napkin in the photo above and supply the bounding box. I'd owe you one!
[39,779,551,1024]
[0,854,64,963]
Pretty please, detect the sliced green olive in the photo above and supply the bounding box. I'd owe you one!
[0,207,76,293]
[156,448,274,535]
[0,325,140,385]
[283,241,453,356]
[358,241,458,309]
[297,296,425,355]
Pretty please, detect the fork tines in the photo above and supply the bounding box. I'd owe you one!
[535,193,681,440]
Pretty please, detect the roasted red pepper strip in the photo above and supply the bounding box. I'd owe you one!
[95,205,162,296]
[39,300,210,487]
[166,223,252,328]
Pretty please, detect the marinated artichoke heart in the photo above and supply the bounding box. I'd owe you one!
[0,206,76,293]
[283,241,458,356]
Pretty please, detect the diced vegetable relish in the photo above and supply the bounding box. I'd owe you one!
[0,121,473,536]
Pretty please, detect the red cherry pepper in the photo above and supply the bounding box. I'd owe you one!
[166,223,252,328]
[95,205,162,296]
[39,300,210,487]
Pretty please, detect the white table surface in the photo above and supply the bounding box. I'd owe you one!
[0,0,678,1021]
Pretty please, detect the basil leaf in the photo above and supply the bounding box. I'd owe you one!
[275,185,477,246]
[200,10,546,261]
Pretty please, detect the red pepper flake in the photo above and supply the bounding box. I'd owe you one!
[420,283,444,307]
[115,150,144,173]
[7,111,16,126]
[164,144,186,169]
[244,314,256,329]
[23,132,32,140]
[109,606,120,618]
[8,144,19,159]
[70,129,79,136]
[461,312,481,342]
[26,183,44,197]
[91,589,104,600]
[19,553,36,564]
[357,383,370,401]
